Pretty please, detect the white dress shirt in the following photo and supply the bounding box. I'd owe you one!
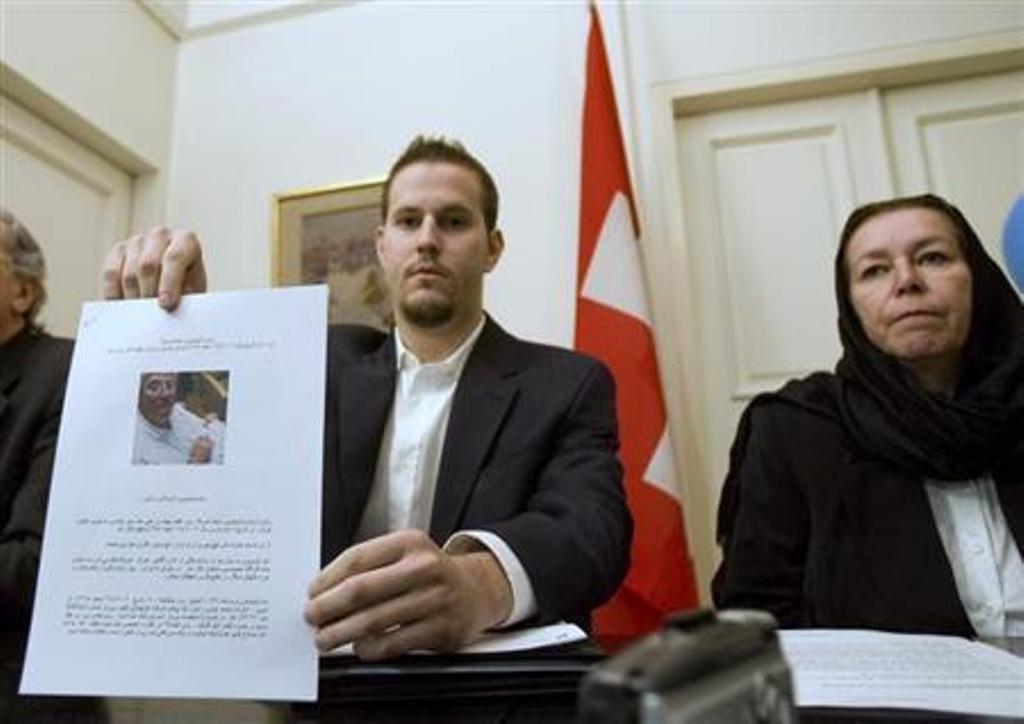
[132,403,226,465]
[354,317,538,626]
[925,475,1024,637]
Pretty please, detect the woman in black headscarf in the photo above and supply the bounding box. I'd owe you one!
[713,194,1024,636]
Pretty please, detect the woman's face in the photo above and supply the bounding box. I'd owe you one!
[845,207,973,386]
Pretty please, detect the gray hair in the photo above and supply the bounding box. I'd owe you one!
[0,208,47,327]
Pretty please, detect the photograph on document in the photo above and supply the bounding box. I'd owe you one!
[132,370,230,466]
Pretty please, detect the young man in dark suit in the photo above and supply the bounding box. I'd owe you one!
[102,136,631,661]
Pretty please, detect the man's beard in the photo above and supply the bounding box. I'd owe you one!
[400,296,455,328]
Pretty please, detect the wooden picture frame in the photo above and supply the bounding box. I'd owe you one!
[272,178,392,330]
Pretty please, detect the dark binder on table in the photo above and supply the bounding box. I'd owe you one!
[314,641,604,703]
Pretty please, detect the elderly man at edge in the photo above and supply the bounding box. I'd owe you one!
[101,136,631,661]
[0,210,105,721]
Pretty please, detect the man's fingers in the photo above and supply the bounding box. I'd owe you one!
[120,227,172,300]
[137,227,172,298]
[181,257,207,297]
[303,531,470,658]
[101,227,205,307]
[305,550,421,628]
[100,241,129,300]
[353,617,456,661]
[159,230,205,310]
[308,530,427,598]
[314,585,444,656]
[120,235,144,299]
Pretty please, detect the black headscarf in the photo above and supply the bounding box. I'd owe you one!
[832,194,1024,480]
[718,194,1024,545]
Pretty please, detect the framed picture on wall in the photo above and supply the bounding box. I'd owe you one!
[272,178,392,331]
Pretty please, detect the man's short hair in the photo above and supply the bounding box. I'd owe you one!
[0,208,47,328]
[381,135,500,232]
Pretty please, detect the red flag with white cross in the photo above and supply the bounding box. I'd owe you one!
[575,4,698,638]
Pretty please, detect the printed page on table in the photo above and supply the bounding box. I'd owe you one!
[780,629,1024,718]
[21,286,327,702]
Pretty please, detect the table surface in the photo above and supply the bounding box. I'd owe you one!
[7,637,1023,723]
[289,636,1024,724]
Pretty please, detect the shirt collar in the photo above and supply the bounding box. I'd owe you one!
[394,315,486,376]
[138,410,172,439]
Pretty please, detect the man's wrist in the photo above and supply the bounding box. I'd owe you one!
[445,530,538,627]
[452,549,513,631]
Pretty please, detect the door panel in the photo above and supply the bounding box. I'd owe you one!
[674,90,891,593]
[885,70,1024,273]
[0,94,133,338]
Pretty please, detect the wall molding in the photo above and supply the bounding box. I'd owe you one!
[184,0,361,41]
[0,64,157,174]
[131,0,366,43]
[661,29,1024,117]
[136,0,187,41]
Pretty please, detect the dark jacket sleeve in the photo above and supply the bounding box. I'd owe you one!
[0,406,58,624]
[482,359,631,627]
[712,403,810,627]
[0,339,71,628]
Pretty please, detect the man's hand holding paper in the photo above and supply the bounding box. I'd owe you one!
[305,529,513,660]
[101,226,207,309]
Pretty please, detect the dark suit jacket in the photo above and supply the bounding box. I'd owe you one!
[321,317,631,629]
[0,330,74,714]
[712,396,1024,636]
[0,331,71,634]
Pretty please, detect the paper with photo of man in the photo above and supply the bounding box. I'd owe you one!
[20,286,326,702]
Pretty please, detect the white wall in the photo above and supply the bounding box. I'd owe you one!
[166,0,1022,343]
[167,1,591,345]
[186,0,307,31]
[3,1,177,171]
[164,0,1022,598]
[633,1,1020,83]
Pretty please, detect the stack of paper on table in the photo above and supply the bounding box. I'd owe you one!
[780,629,1024,718]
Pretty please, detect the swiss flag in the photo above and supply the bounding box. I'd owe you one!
[575,5,698,638]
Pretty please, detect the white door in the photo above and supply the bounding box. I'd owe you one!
[0,94,133,338]
[672,71,1024,599]
[885,69,1024,276]
[674,90,892,593]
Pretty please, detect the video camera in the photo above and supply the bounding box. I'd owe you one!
[579,608,796,723]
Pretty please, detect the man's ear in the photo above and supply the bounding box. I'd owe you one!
[374,225,386,263]
[484,229,504,273]
[11,278,36,316]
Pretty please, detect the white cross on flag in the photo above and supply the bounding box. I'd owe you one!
[575,5,698,638]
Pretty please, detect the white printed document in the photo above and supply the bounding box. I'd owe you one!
[780,629,1024,718]
[325,621,588,657]
[461,622,587,655]
[21,287,327,701]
